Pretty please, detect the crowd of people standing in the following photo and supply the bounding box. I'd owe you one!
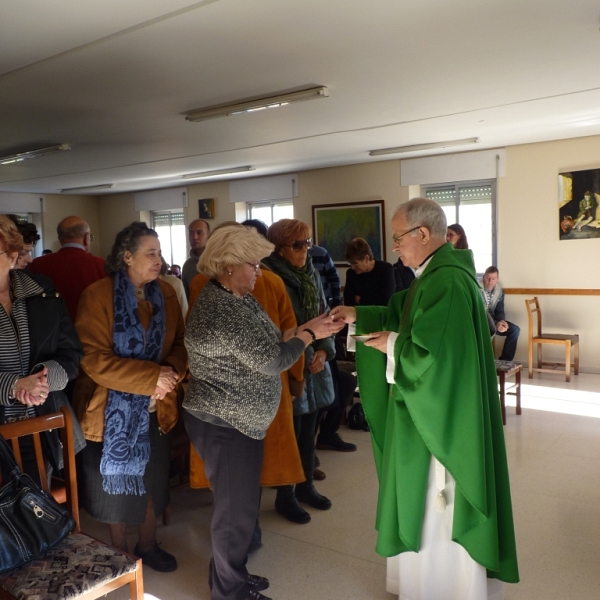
[0,202,519,600]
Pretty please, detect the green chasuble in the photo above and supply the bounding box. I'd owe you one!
[355,243,519,583]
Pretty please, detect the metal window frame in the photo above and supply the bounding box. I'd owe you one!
[246,200,294,224]
[151,209,185,265]
[423,178,497,270]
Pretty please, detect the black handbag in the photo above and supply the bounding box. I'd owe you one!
[0,433,76,574]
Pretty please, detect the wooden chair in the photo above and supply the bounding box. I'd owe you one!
[0,407,144,600]
[525,297,579,382]
[495,360,522,425]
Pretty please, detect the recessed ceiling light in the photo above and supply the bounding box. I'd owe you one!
[181,166,255,179]
[0,144,70,165]
[369,137,479,156]
[185,87,329,122]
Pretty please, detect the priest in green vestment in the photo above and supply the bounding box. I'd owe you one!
[331,198,519,587]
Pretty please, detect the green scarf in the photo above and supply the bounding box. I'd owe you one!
[266,253,320,320]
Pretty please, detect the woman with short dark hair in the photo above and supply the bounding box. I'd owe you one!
[343,237,396,307]
[8,215,40,269]
[74,221,187,572]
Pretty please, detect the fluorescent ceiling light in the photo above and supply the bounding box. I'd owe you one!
[60,183,114,193]
[0,144,70,165]
[185,87,329,122]
[182,166,255,179]
[369,137,479,156]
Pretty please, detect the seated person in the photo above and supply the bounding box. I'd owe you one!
[343,238,395,307]
[481,266,520,361]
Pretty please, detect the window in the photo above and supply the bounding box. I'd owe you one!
[247,201,294,226]
[424,181,496,274]
[151,211,186,267]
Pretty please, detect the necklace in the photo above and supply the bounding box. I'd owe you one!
[214,279,246,299]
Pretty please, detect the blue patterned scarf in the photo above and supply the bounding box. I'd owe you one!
[100,269,166,495]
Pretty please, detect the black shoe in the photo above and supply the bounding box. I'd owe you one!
[316,433,357,452]
[247,574,269,591]
[275,487,311,524]
[313,467,326,481]
[246,590,272,600]
[295,483,332,510]
[134,543,177,572]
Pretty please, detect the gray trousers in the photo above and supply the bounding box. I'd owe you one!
[184,410,263,600]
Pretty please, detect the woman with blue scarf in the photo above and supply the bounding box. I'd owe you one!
[73,222,187,572]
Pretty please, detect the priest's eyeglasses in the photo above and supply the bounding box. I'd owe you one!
[287,239,313,252]
[392,226,421,244]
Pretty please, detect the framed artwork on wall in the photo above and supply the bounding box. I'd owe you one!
[558,169,600,240]
[312,200,386,265]
[198,198,215,219]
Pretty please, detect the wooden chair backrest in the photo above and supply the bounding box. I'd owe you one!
[525,297,542,339]
[0,407,80,532]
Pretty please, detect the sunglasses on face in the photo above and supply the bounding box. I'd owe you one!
[287,239,313,252]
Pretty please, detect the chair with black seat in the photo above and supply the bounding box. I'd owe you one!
[525,296,579,382]
[0,406,144,600]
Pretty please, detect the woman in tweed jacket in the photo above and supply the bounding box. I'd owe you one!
[184,225,343,600]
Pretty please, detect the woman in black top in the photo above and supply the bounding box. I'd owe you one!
[343,237,395,307]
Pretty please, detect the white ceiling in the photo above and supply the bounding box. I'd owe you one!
[2,0,600,195]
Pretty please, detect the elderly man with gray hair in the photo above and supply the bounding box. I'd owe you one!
[331,198,518,599]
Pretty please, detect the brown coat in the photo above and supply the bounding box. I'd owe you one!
[188,269,305,488]
[73,276,188,442]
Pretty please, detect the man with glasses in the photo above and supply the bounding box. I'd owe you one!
[331,198,518,598]
[29,215,106,322]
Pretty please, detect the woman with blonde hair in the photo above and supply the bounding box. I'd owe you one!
[184,225,342,600]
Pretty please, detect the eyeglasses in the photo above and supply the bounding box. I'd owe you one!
[246,262,261,272]
[287,239,313,252]
[89,234,95,241]
[392,226,421,244]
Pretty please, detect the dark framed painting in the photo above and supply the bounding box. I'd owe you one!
[312,200,385,265]
[558,169,600,240]
[198,198,215,219]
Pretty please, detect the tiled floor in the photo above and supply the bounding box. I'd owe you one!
[81,372,600,599]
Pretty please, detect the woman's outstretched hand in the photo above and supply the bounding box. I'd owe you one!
[329,305,356,324]
[303,312,345,340]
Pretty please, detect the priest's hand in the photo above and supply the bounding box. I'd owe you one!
[364,331,392,353]
[330,305,356,323]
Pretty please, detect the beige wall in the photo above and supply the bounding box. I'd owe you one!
[294,160,408,283]
[42,194,101,255]
[185,181,235,228]
[497,136,600,370]
[97,193,140,259]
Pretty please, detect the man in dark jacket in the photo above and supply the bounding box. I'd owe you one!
[481,266,520,361]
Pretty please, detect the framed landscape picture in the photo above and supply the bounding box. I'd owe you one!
[312,200,385,265]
